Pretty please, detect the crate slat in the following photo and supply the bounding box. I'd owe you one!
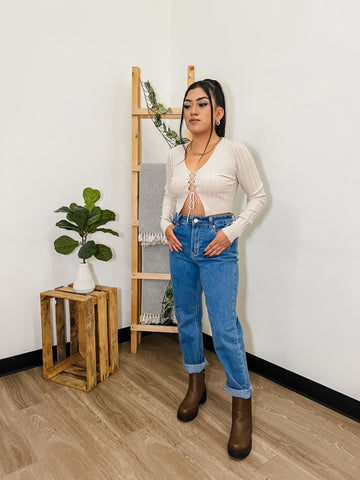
[44,352,83,379]
[49,373,89,391]
[55,298,66,362]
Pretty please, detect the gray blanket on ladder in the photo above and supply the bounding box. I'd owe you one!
[138,163,167,246]
[139,163,176,325]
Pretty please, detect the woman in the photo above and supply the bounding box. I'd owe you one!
[160,79,266,459]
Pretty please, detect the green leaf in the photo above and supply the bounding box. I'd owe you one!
[99,209,116,222]
[144,81,158,108]
[87,209,116,232]
[95,227,119,236]
[154,114,162,127]
[166,130,177,139]
[78,240,96,260]
[54,236,79,255]
[94,244,113,261]
[70,204,88,213]
[66,208,89,231]
[87,206,102,226]
[83,187,101,211]
[56,220,82,234]
[70,203,81,211]
[54,206,72,214]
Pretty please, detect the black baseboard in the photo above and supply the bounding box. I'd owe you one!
[0,349,44,377]
[1,329,358,422]
[203,333,359,423]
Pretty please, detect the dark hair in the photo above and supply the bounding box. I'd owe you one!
[179,79,226,152]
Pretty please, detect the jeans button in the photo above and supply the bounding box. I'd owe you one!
[193,218,198,223]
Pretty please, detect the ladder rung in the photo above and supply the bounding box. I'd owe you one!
[132,273,171,280]
[131,324,178,333]
[132,107,182,119]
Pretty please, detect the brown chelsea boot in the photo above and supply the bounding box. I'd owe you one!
[177,370,207,422]
[227,396,252,459]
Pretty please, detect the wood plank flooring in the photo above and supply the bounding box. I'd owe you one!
[0,334,359,480]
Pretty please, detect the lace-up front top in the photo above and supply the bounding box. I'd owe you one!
[160,138,266,243]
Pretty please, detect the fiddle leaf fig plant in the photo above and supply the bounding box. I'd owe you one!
[54,187,118,263]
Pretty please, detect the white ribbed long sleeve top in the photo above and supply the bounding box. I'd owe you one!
[160,138,266,243]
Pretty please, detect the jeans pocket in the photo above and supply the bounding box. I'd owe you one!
[214,220,233,232]
[172,212,180,227]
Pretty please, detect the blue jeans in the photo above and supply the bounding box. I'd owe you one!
[169,213,253,399]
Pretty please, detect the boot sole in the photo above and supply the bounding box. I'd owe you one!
[177,389,207,422]
[227,440,252,460]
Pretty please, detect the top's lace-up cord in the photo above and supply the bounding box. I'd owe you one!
[187,172,198,221]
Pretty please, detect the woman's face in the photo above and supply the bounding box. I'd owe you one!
[183,87,218,136]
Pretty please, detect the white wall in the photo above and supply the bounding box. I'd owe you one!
[169,0,360,400]
[1,1,359,401]
[0,0,172,358]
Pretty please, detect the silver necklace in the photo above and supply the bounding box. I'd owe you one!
[189,138,221,156]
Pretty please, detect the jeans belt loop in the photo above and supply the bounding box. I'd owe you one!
[209,216,214,228]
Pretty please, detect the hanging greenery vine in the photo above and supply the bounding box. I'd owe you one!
[159,280,176,326]
[141,80,189,148]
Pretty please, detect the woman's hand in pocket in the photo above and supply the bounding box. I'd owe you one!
[165,225,183,253]
[203,230,231,257]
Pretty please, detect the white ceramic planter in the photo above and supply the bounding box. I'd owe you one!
[73,262,95,293]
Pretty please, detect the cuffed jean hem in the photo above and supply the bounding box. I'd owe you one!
[225,383,253,399]
[184,358,209,374]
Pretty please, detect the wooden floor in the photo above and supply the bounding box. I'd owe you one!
[0,334,359,480]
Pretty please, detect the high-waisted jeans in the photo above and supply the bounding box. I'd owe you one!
[169,213,253,399]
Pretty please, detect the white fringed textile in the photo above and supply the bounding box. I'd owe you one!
[140,312,177,325]
[140,313,161,325]
[138,232,168,247]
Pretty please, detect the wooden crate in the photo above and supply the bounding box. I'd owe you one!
[40,285,119,391]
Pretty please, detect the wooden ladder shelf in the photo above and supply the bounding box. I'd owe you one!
[131,65,194,353]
